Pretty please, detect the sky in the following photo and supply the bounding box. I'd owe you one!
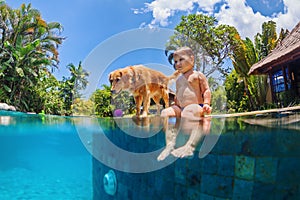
[5,0,300,97]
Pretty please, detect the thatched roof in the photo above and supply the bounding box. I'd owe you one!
[248,21,300,75]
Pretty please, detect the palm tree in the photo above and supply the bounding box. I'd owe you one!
[61,61,89,115]
[255,21,278,60]
[229,35,258,110]
[0,3,64,112]
[229,20,288,110]
[67,61,89,99]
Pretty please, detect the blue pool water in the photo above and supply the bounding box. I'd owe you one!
[91,113,300,199]
[1,110,300,200]
[0,111,92,200]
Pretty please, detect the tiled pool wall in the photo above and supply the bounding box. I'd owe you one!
[92,118,300,200]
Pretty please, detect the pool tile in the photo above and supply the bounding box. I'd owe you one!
[275,131,300,157]
[174,183,187,200]
[201,154,218,174]
[201,174,234,198]
[187,187,201,200]
[238,131,257,156]
[199,193,215,200]
[252,182,275,200]
[174,165,187,184]
[235,155,255,180]
[186,172,201,188]
[252,131,276,156]
[212,133,241,154]
[274,183,300,200]
[277,157,300,185]
[255,157,278,183]
[232,179,254,200]
[217,155,235,177]
[117,183,129,200]
[187,154,203,174]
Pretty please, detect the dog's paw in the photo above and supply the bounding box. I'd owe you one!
[140,112,148,118]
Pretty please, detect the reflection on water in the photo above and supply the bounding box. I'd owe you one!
[242,112,300,131]
[157,116,224,161]
[0,115,14,125]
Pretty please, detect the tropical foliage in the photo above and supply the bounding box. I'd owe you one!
[166,14,288,113]
[224,69,248,113]
[72,98,94,116]
[0,3,90,115]
[61,61,89,115]
[0,2,292,116]
[226,20,288,111]
[0,3,64,113]
[91,84,135,117]
[92,85,113,117]
[166,14,238,77]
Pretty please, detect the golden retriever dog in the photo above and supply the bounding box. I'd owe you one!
[109,65,180,117]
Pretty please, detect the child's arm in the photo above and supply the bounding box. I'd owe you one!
[198,72,212,114]
[198,72,211,104]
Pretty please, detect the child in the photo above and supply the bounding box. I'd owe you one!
[158,46,212,160]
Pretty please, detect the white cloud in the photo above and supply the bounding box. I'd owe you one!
[138,0,223,26]
[138,0,300,39]
[216,0,300,39]
[141,0,229,26]
[144,0,196,26]
[215,0,270,39]
[275,0,300,32]
[194,0,221,14]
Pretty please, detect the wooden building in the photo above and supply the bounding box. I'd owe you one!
[248,21,300,106]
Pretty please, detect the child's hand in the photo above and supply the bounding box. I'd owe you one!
[203,104,212,114]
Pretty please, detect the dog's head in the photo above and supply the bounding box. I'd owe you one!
[109,68,133,94]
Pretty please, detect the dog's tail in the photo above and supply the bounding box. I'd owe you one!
[167,70,180,81]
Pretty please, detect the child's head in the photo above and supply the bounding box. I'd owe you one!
[173,47,195,73]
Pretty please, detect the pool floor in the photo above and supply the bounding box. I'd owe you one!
[0,112,92,200]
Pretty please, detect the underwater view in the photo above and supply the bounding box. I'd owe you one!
[2,1,300,199]
[0,111,92,200]
[1,110,300,199]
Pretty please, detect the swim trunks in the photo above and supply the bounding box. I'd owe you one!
[180,104,204,111]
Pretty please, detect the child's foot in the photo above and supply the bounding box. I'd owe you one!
[171,145,195,158]
[157,146,174,161]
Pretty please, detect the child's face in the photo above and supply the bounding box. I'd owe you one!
[173,52,194,74]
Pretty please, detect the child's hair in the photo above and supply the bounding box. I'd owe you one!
[173,46,194,57]
[172,47,195,69]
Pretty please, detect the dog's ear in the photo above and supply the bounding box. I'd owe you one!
[118,71,123,77]
[109,73,113,85]
[109,72,118,85]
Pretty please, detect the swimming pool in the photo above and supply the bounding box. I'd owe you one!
[0,111,92,200]
[1,110,300,199]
